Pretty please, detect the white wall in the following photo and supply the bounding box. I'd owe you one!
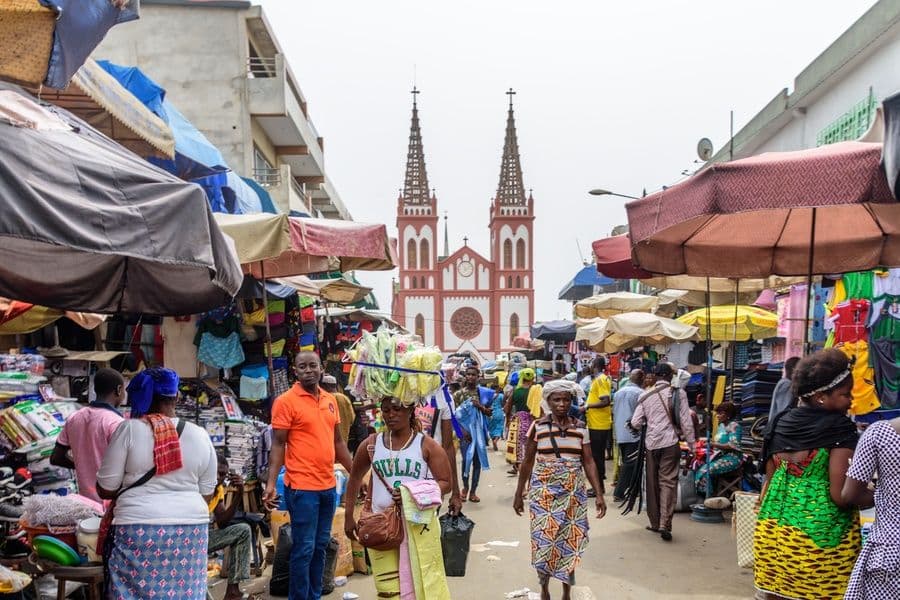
[442,296,491,350]
[478,264,490,290]
[752,29,900,154]
[499,295,530,345]
[405,296,436,346]
[443,265,454,290]
[455,254,475,291]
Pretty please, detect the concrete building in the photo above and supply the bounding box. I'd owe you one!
[710,0,900,161]
[95,0,350,219]
[391,90,536,357]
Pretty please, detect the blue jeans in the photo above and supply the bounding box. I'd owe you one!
[284,486,337,600]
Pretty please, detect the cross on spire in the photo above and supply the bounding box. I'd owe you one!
[506,87,516,109]
[401,88,430,205]
[463,236,469,246]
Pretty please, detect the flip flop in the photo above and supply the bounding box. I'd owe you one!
[469,494,481,503]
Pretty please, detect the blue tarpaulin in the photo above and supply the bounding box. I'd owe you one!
[558,265,617,302]
[241,177,279,214]
[97,60,227,180]
[40,0,139,89]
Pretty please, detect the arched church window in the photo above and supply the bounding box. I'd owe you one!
[507,276,512,288]
[516,239,526,269]
[510,313,520,341]
[420,239,430,270]
[415,314,425,339]
[411,277,417,289]
[420,276,426,288]
[407,238,418,270]
[516,276,521,288]
[503,239,513,269]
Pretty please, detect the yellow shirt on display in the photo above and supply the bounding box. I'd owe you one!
[586,374,612,430]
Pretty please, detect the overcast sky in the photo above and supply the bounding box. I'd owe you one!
[258,0,874,322]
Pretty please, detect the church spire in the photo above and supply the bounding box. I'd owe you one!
[442,211,449,258]
[495,88,527,206]
[401,87,430,205]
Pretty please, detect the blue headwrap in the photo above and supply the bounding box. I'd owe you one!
[127,367,180,418]
[509,372,520,387]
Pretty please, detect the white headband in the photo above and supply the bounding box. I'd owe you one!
[799,369,851,399]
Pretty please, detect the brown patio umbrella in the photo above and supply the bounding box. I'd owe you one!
[625,141,900,277]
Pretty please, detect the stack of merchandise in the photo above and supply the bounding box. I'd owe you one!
[1,402,78,494]
[224,419,267,480]
[346,330,444,406]
[738,368,782,457]
[0,401,63,450]
[0,355,45,376]
[200,407,227,447]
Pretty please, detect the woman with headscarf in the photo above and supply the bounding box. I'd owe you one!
[754,350,861,600]
[97,368,218,599]
[504,368,542,475]
[514,379,606,600]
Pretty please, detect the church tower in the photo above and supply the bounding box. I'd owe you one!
[489,89,535,348]
[393,88,440,345]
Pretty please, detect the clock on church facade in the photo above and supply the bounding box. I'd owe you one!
[391,89,535,357]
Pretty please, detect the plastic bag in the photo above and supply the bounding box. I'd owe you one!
[0,564,30,593]
[439,512,475,577]
[269,523,292,596]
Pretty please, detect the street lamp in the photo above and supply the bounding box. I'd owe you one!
[588,188,641,200]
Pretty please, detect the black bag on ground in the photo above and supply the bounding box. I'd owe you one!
[269,524,292,596]
[321,537,339,595]
[439,512,475,577]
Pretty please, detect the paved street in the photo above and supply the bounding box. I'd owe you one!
[241,451,756,600]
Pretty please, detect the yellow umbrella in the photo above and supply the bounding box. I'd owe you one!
[677,305,778,342]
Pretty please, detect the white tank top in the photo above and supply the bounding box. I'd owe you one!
[370,432,430,512]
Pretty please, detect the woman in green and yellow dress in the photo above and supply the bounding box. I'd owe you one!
[754,349,861,600]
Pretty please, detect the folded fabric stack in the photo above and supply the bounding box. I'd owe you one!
[737,369,782,457]
[30,457,75,494]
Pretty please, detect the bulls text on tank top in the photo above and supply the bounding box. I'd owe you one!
[371,431,430,512]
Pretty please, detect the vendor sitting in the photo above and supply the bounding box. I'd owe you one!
[208,452,252,600]
[694,401,742,494]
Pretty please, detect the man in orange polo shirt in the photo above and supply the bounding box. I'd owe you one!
[264,352,352,600]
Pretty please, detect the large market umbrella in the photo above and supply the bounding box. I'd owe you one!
[0,298,105,335]
[677,305,778,342]
[625,141,899,277]
[574,291,660,319]
[0,83,242,314]
[575,312,698,353]
[530,320,577,344]
[557,265,617,302]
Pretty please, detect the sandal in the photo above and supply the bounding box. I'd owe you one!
[461,489,469,502]
[469,494,481,503]
[646,526,660,533]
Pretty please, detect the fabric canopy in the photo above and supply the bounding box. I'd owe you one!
[214,213,396,278]
[558,265,617,302]
[677,305,778,342]
[592,234,653,279]
[0,84,242,314]
[574,292,660,319]
[530,320,577,344]
[625,141,900,277]
[314,307,407,333]
[274,276,372,305]
[576,313,698,353]
[35,58,174,158]
[0,298,105,334]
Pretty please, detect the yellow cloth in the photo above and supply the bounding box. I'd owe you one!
[207,484,225,513]
[586,375,612,430]
[837,341,880,416]
[526,384,543,418]
[334,392,355,443]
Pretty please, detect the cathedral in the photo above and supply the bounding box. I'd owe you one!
[391,89,536,357]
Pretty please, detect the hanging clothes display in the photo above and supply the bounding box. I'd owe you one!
[161,316,198,377]
[836,341,880,416]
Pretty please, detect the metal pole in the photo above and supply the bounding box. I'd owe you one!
[729,281,739,404]
[260,261,275,397]
[705,277,714,497]
[803,208,817,354]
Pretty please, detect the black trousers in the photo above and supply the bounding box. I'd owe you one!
[589,428,611,481]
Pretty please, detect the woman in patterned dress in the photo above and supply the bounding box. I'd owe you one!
[97,368,219,600]
[841,419,898,599]
[513,380,606,600]
[754,350,861,600]
[694,400,743,493]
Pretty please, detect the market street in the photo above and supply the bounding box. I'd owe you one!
[240,453,755,600]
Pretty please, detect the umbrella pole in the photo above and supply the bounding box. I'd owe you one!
[803,208,817,355]
[729,281,739,405]
[705,278,714,497]
[260,261,275,397]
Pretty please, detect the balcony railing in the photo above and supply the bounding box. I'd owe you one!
[253,167,281,188]
[247,56,277,78]
[290,178,310,213]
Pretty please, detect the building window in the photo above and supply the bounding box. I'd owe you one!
[420,239,430,270]
[411,277,417,289]
[415,314,425,339]
[817,92,877,146]
[516,276,521,288]
[420,276,426,288]
[510,313,520,342]
[503,239,513,269]
[407,238,418,270]
[507,276,512,288]
[516,239,526,269]
[253,146,278,187]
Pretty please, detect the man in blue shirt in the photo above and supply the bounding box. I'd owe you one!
[612,369,645,501]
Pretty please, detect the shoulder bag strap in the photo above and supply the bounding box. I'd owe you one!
[366,434,394,508]
[546,421,562,459]
[655,390,682,436]
[116,418,187,499]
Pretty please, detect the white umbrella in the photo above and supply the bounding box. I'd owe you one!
[574,292,660,319]
[576,312,698,353]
